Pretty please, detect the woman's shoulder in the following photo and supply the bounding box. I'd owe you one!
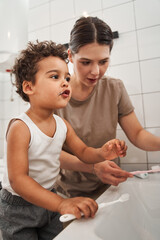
[101,75,123,84]
[99,76,125,91]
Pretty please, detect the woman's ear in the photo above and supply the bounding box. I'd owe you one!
[22,81,34,95]
[68,49,73,63]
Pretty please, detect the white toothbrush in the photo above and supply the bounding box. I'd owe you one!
[59,193,130,223]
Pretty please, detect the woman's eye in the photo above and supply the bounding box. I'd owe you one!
[81,61,90,66]
[99,60,109,65]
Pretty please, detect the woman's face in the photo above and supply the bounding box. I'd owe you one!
[69,42,110,87]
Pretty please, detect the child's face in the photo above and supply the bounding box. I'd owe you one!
[32,56,71,110]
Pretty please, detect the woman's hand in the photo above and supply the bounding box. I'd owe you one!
[58,197,98,219]
[93,160,133,186]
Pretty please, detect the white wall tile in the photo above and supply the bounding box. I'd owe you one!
[108,62,141,95]
[121,163,148,172]
[28,27,50,42]
[143,92,160,127]
[3,99,20,120]
[140,58,160,94]
[147,128,160,164]
[28,3,50,31]
[130,95,145,127]
[103,2,135,33]
[0,103,4,120]
[102,0,132,9]
[76,10,103,19]
[116,129,147,163]
[0,120,5,139]
[51,0,75,24]
[134,0,160,29]
[51,19,75,44]
[19,99,30,114]
[4,120,10,136]
[0,83,2,101]
[0,139,4,158]
[137,26,160,60]
[3,80,18,101]
[74,0,101,17]
[110,32,138,65]
[29,0,49,9]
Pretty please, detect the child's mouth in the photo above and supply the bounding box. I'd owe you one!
[59,90,70,97]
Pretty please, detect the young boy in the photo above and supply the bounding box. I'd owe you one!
[0,41,128,240]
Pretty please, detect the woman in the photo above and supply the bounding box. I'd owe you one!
[55,16,160,198]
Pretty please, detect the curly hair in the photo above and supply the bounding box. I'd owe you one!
[12,40,68,102]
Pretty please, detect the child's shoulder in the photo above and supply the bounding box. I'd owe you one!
[6,117,30,143]
[53,114,68,132]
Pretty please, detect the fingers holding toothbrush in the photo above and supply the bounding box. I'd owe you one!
[58,197,98,220]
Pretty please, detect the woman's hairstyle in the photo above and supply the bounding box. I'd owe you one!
[69,16,113,54]
[12,40,68,102]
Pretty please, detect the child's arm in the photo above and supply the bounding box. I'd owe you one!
[7,120,97,219]
[64,119,127,164]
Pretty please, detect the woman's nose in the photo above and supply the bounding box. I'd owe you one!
[90,64,99,75]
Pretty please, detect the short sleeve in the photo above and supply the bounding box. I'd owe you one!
[117,80,134,118]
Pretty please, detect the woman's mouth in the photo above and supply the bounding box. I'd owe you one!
[87,78,98,84]
[59,89,70,98]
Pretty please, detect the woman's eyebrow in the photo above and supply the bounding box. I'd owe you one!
[79,57,109,61]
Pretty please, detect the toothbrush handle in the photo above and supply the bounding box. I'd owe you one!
[60,199,121,222]
[98,200,119,209]
[60,212,84,223]
[60,214,77,222]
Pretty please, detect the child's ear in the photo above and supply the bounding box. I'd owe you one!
[22,81,34,95]
[68,49,73,63]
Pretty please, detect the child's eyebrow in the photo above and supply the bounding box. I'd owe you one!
[46,70,59,74]
[45,70,70,75]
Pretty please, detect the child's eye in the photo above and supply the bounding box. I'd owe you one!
[65,76,71,82]
[51,75,58,79]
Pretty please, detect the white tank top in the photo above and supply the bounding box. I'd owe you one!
[2,113,67,196]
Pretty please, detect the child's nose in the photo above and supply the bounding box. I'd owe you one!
[62,79,69,87]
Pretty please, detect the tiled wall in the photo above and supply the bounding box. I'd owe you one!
[0,0,160,172]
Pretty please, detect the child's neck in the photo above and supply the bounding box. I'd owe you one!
[26,108,56,138]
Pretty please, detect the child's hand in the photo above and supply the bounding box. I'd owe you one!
[101,139,127,160]
[58,197,98,220]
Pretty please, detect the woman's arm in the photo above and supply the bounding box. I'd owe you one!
[60,151,133,185]
[119,111,160,151]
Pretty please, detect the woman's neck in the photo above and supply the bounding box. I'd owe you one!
[70,74,95,101]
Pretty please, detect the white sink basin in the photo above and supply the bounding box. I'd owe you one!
[55,173,160,240]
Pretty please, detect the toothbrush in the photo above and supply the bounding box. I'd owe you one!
[59,193,130,223]
[130,168,160,175]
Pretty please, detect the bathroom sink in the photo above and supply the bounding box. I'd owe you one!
[55,173,160,240]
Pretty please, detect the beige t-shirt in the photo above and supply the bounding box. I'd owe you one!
[55,76,134,197]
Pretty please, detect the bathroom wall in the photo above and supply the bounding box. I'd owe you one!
[0,0,160,171]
